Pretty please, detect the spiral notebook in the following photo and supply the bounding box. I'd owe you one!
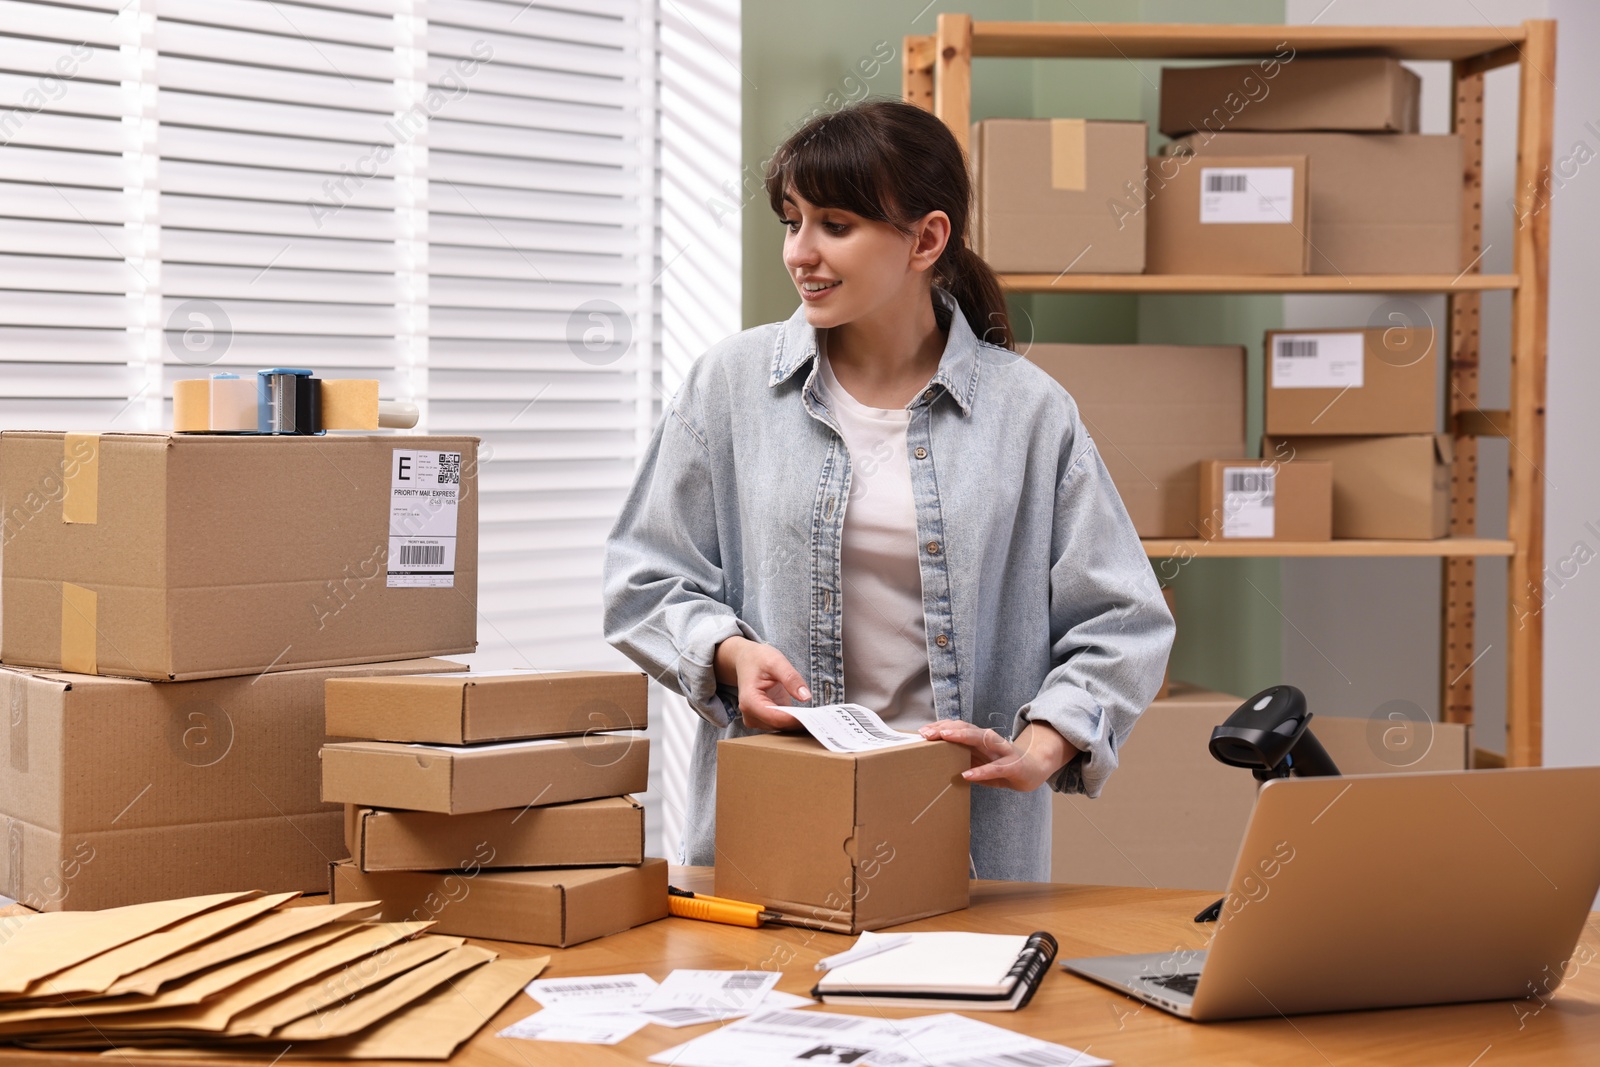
[810,930,1058,1011]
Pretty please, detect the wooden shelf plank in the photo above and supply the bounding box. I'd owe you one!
[1142,538,1516,559]
[971,22,1523,62]
[1000,273,1517,294]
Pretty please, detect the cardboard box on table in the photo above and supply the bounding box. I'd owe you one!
[0,432,478,681]
[1196,459,1334,541]
[0,658,465,911]
[346,797,645,872]
[1159,56,1421,136]
[715,733,970,933]
[1265,327,1440,436]
[1265,434,1452,540]
[1145,153,1309,275]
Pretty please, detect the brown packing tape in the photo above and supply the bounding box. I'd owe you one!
[7,672,27,774]
[171,380,212,433]
[320,379,381,430]
[59,583,97,676]
[61,433,98,524]
[4,817,19,903]
[1050,118,1087,191]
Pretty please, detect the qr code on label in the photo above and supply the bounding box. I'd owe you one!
[438,453,461,484]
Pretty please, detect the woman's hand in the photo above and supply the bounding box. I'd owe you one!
[918,719,1079,792]
[713,635,811,731]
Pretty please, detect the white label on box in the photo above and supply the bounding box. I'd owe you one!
[1222,467,1275,539]
[1199,166,1295,224]
[1272,332,1365,389]
[389,449,460,588]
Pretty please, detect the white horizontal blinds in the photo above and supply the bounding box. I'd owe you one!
[424,0,650,669]
[0,0,143,429]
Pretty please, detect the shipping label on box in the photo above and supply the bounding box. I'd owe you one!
[1271,332,1365,389]
[1199,166,1296,224]
[388,449,460,588]
[1221,466,1275,538]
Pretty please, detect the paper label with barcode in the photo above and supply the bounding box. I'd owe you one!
[1199,166,1296,224]
[1271,332,1365,389]
[1222,467,1275,539]
[786,703,925,753]
[388,449,460,588]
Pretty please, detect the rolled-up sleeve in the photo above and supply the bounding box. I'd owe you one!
[602,402,759,729]
[1011,431,1175,798]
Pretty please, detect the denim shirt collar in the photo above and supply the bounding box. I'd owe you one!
[768,287,979,415]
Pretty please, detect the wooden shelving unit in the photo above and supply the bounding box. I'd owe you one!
[904,16,1555,767]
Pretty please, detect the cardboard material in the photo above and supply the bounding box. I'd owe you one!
[1026,343,1247,537]
[1196,459,1333,541]
[0,658,466,911]
[349,797,645,872]
[1167,132,1462,274]
[1265,327,1440,435]
[329,858,670,947]
[325,669,647,744]
[1265,434,1452,539]
[320,734,649,815]
[1052,684,1470,890]
[714,733,970,933]
[971,118,1147,274]
[1160,57,1421,136]
[0,432,479,681]
[1145,153,1309,275]
[1155,586,1176,700]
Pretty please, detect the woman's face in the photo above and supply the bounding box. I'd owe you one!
[779,189,947,329]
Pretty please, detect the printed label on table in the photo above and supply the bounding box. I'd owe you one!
[1199,166,1296,224]
[1272,332,1365,389]
[1222,467,1276,539]
[389,449,460,588]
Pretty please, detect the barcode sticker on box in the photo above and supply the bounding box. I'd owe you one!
[389,449,460,588]
[1271,331,1365,389]
[1222,466,1275,539]
[1199,166,1295,224]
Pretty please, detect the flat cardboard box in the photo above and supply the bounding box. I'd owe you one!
[348,797,645,872]
[1145,153,1309,275]
[1052,684,1470,890]
[0,658,465,911]
[320,734,649,814]
[1265,327,1440,436]
[325,669,647,744]
[715,733,970,933]
[1196,458,1333,541]
[1160,57,1420,136]
[972,118,1147,273]
[1167,132,1462,274]
[1265,434,1452,539]
[0,432,479,681]
[329,857,669,947]
[1026,343,1247,537]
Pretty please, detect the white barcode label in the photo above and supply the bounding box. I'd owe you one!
[1199,166,1295,224]
[1271,332,1365,389]
[389,449,461,588]
[1222,466,1275,539]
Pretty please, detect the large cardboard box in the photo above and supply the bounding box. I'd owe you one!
[1159,57,1421,136]
[1052,684,1470,890]
[0,432,478,681]
[0,658,464,911]
[326,669,647,744]
[330,857,669,947]
[715,734,969,933]
[972,118,1147,274]
[1265,434,1452,539]
[1026,344,1247,537]
[1145,153,1309,275]
[320,734,648,814]
[347,797,645,872]
[1167,132,1462,274]
[1265,327,1440,435]
[1196,459,1333,541]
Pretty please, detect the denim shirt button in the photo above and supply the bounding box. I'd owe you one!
[914,446,927,460]
[926,540,940,555]
[935,633,949,648]
[922,388,935,400]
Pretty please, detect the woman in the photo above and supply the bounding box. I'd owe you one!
[602,99,1173,882]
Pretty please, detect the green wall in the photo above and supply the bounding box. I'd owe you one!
[741,0,1286,701]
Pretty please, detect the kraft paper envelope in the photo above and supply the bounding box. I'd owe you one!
[272,944,497,1041]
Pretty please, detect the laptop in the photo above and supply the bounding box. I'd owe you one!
[1061,766,1600,1021]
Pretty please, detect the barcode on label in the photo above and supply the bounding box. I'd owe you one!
[1225,470,1274,498]
[1205,172,1249,193]
[721,973,771,990]
[399,544,444,567]
[646,1007,717,1024]
[946,1051,1090,1067]
[841,705,905,741]
[536,981,639,994]
[755,1011,858,1031]
[1277,338,1319,359]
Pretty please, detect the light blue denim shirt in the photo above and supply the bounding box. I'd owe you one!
[602,288,1174,882]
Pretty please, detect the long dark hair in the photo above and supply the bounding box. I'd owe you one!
[764,98,1013,350]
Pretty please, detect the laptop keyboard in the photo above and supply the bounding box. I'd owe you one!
[1142,972,1202,997]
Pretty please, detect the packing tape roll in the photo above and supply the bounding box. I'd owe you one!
[173,378,258,433]
[1050,118,1087,192]
[61,434,99,525]
[172,379,212,432]
[320,379,382,430]
[60,582,98,676]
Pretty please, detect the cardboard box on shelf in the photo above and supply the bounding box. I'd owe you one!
[0,432,479,681]
[1051,684,1470,891]
[714,733,970,934]
[971,118,1148,274]
[348,797,645,872]
[325,669,647,744]
[320,734,649,815]
[330,857,669,948]
[1026,343,1247,538]
[1265,327,1440,436]
[1145,153,1309,275]
[0,658,466,911]
[1165,132,1462,274]
[1159,56,1421,137]
[1196,458,1333,541]
[1265,434,1452,540]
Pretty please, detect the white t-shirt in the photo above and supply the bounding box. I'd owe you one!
[814,342,936,730]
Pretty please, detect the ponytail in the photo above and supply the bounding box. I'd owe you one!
[936,235,1013,350]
